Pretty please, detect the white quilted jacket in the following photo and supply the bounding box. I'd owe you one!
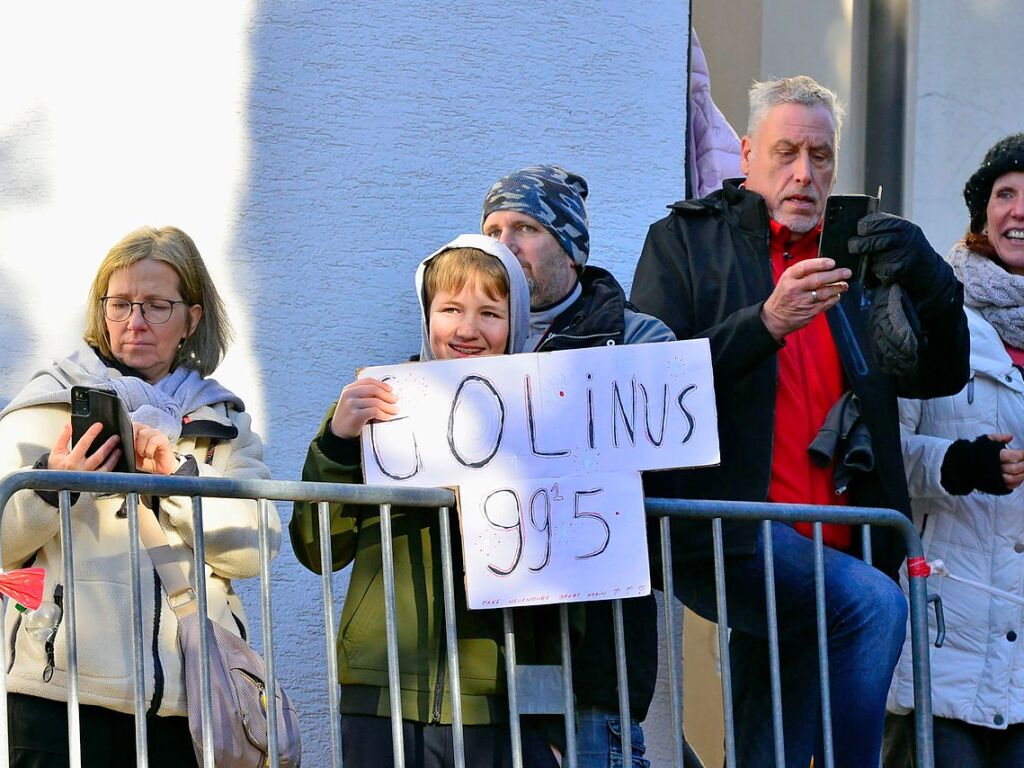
[888,306,1024,728]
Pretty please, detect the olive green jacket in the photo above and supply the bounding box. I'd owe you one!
[289,405,508,725]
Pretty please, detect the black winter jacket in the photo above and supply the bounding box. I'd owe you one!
[630,180,970,577]
[539,266,663,722]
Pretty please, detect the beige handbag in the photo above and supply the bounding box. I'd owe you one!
[139,505,302,767]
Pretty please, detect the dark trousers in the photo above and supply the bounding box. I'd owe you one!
[7,692,197,768]
[886,713,1024,768]
[676,522,907,768]
[342,713,560,768]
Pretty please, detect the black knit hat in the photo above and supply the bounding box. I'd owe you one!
[964,133,1024,234]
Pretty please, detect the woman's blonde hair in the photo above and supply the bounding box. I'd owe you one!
[83,226,233,377]
[423,247,510,307]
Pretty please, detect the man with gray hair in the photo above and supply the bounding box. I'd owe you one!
[482,164,674,767]
[630,76,969,765]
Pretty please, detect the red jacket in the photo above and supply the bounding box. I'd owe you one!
[766,220,850,550]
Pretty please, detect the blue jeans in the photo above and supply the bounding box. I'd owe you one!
[576,708,650,768]
[676,521,907,768]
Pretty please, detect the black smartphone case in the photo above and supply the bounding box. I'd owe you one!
[818,194,879,278]
[69,386,136,472]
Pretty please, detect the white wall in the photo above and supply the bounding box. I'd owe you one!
[0,2,690,763]
[905,0,1024,254]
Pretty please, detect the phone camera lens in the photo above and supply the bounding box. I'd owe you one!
[72,391,89,415]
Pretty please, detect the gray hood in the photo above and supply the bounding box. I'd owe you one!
[414,234,531,361]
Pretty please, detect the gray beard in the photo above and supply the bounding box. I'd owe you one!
[774,211,821,234]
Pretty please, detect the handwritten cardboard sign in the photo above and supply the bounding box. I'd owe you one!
[360,339,718,609]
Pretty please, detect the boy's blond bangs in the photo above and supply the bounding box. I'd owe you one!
[424,247,509,307]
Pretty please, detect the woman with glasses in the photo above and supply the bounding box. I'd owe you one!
[0,225,279,767]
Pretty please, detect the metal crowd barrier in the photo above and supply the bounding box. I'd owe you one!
[0,470,936,768]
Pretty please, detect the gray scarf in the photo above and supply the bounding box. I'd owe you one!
[948,242,1024,350]
[1,345,243,442]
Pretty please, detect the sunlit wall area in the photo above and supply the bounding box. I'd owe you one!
[0,3,260,415]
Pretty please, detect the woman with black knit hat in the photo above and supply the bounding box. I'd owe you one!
[886,133,1024,766]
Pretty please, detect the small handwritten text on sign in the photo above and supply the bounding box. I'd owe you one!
[360,340,718,609]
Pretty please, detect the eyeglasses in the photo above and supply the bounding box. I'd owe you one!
[101,297,187,325]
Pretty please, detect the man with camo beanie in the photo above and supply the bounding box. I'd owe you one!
[482,164,591,269]
[482,164,671,350]
[481,165,675,766]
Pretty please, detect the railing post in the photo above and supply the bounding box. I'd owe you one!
[125,493,149,767]
[0,534,7,768]
[257,499,280,767]
[190,495,215,768]
[503,609,524,768]
[58,490,82,768]
[316,501,343,768]
[907,562,935,768]
[659,516,685,768]
[559,604,577,768]
[437,505,465,768]
[761,520,785,768]
[611,600,632,762]
[812,522,835,768]
[711,516,737,768]
[378,503,405,767]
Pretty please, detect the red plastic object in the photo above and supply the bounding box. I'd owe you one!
[0,567,45,610]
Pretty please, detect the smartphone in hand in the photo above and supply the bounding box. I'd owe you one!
[818,193,879,279]
[70,386,136,472]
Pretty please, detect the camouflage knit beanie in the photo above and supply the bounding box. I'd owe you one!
[964,133,1024,234]
[481,165,590,267]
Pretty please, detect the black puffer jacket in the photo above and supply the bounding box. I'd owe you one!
[538,266,672,722]
[630,180,970,577]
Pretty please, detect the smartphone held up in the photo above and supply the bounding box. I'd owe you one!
[69,387,136,473]
[817,192,879,281]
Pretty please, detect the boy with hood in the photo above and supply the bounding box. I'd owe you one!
[290,235,556,767]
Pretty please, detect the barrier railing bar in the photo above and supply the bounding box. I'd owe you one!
[58,489,82,768]
[812,523,834,768]
[378,503,405,768]
[761,520,785,768]
[0,525,7,768]
[0,475,935,768]
[908,558,935,768]
[645,498,913,529]
[126,493,149,768]
[711,516,737,768]
[659,517,685,768]
[257,499,280,767]
[190,496,215,768]
[502,609,523,768]
[0,470,457,509]
[315,500,343,768]
[558,604,577,768]
[612,599,632,761]
[861,523,873,566]
[438,505,466,768]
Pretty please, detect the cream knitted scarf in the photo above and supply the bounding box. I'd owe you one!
[947,241,1024,349]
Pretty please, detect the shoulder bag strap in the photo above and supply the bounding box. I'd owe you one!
[136,506,199,619]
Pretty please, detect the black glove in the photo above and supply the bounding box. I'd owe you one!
[869,284,921,377]
[847,212,951,307]
[940,435,1011,496]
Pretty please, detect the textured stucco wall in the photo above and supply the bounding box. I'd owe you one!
[905,0,1024,254]
[1,2,690,764]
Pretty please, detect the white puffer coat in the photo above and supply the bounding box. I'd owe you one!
[0,396,278,717]
[888,306,1024,728]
